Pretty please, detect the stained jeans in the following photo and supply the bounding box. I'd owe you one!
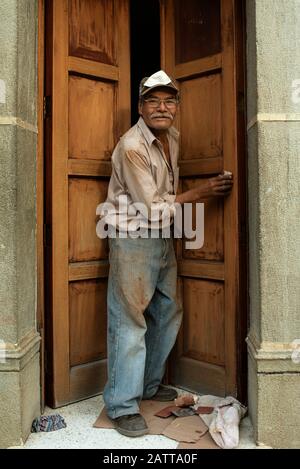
[103,236,183,419]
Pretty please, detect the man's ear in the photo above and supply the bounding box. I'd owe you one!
[138,101,143,116]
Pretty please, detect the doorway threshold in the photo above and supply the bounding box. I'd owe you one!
[9,392,263,449]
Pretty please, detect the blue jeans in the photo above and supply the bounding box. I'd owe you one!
[103,236,183,419]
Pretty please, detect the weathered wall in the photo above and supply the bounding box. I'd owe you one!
[246,0,300,449]
[0,0,40,448]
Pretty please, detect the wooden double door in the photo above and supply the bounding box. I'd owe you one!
[44,0,247,407]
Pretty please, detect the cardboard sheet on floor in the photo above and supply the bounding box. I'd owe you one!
[93,400,175,434]
[177,432,220,449]
[93,400,219,448]
[162,415,207,443]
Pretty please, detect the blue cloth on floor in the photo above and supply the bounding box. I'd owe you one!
[31,414,67,432]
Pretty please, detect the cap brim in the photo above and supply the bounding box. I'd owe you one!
[140,83,179,96]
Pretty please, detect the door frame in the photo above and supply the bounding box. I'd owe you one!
[234,0,248,403]
[37,0,248,406]
[37,0,45,412]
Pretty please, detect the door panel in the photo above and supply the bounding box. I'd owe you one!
[68,76,115,160]
[69,279,107,366]
[69,0,115,64]
[45,0,130,406]
[68,178,108,261]
[183,279,225,366]
[180,75,222,160]
[182,179,224,261]
[174,0,221,63]
[161,0,246,396]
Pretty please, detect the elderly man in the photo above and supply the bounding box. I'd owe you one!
[99,70,233,437]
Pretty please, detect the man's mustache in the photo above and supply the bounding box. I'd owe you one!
[150,112,174,120]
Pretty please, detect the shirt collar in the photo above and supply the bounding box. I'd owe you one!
[137,117,179,147]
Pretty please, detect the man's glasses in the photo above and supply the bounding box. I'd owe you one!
[143,97,179,108]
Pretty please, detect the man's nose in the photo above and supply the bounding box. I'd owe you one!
[157,100,167,110]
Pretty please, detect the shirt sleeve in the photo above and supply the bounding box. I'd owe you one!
[121,149,177,222]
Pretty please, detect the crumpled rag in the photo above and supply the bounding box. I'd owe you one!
[193,395,247,449]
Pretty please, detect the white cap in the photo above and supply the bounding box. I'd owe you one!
[139,70,179,97]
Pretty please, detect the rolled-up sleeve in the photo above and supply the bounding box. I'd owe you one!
[121,150,177,222]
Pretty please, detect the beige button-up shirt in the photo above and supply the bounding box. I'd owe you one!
[99,117,179,232]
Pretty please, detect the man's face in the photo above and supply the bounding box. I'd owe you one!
[138,88,178,131]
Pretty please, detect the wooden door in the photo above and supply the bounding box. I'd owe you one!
[44,0,130,407]
[161,0,247,397]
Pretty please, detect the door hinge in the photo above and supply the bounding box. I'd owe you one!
[43,223,52,247]
[43,95,52,120]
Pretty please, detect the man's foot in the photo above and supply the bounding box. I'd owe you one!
[113,414,149,437]
[150,385,178,402]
